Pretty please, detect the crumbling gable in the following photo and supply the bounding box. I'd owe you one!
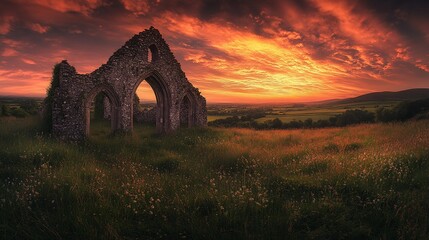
[51,27,207,140]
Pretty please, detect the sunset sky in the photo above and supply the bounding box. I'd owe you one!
[1,0,428,103]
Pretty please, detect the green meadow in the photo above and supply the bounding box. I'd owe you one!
[257,101,397,123]
[208,101,399,123]
[1,117,429,239]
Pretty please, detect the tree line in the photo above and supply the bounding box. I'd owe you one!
[209,98,429,129]
[0,100,40,118]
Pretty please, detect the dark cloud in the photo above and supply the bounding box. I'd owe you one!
[387,60,429,82]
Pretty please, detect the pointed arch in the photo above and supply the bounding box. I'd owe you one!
[131,70,172,133]
[84,84,120,136]
[180,91,197,127]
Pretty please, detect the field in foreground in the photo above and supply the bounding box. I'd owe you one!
[1,118,429,239]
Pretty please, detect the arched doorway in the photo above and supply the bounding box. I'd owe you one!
[180,94,195,128]
[133,80,157,134]
[131,72,171,133]
[84,85,120,136]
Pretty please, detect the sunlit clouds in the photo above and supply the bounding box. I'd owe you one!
[156,13,351,101]
[0,0,428,103]
[0,69,50,96]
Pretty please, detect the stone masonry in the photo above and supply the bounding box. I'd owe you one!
[51,27,207,140]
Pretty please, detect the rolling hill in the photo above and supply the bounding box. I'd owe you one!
[333,88,429,104]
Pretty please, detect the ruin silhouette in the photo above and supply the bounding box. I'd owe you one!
[51,27,207,140]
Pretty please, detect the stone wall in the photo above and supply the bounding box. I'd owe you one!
[51,27,207,140]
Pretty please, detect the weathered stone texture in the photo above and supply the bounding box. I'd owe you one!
[52,27,207,140]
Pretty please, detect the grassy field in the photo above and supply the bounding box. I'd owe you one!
[1,117,429,239]
[207,101,399,123]
[257,101,398,123]
[207,115,232,122]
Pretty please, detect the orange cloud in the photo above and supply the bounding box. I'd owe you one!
[0,69,50,96]
[27,23,50,33]
[313,0,395,46]
[120,0,151,15]
[0,16,13,35]
[1,48,18,57]
[22,58,36,65]
[25,0,103,14]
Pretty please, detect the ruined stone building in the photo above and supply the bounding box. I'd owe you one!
[51,27,207,140]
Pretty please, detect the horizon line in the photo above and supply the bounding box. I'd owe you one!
[0,87,428,105]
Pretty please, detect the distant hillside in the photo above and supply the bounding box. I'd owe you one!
[334,88,429,104]
[0,96,44,104]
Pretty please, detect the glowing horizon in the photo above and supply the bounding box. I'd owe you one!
[0,0,428,103]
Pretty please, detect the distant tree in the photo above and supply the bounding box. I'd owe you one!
[20,99,39,115]
[394,102,409,121]
[2,104,10,116]
[289,120,303,129]
[375,107,395,123]
[335,109,375,126]
[314,119,330,128]
[271,118,283,129]
[209,116,241,127]
[304,118,313,128]
[237,121,252,128]
[328,116,337,126]
[394,98,429,121]
[133,94,141,112]
[250,120,259,129]
[11,108,28,118]
[240,115,253,121]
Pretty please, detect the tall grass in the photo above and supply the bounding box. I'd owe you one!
[1,117,429,239]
